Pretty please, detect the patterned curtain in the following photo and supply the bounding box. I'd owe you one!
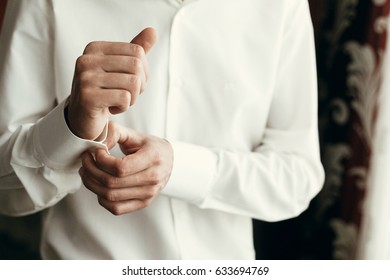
[254,0,390,260]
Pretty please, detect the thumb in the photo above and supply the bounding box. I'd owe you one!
[104,121,121,150]
[130,27,158,54]
[105,121,144,154]
[118,127,144,155]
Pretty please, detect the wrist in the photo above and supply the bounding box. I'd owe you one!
[64,104,84,138]
[64,105,108,143]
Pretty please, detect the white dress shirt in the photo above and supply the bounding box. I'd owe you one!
[0,0,324,259]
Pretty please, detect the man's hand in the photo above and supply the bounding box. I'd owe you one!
[67,27,157,140]
[79,122,174,215]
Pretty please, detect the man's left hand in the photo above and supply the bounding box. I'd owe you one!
[79,122,174,215]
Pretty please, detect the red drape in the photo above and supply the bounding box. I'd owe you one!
[0,0,7,31]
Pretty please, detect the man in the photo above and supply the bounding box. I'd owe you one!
[0,0,324,259]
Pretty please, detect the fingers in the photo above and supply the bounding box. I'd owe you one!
[79,165,160,200]
[81,151,159,188]
[80,51,146,83]
[83,41,145,56]
[83,27,157,56]
[97,197,153,216]
[94,148,152,177]
[80,164,156,215]
[76,54,145,106]
[79,151,163,215]
[82,27,157,84]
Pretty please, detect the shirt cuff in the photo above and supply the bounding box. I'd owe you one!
[33,99,107,170]
[161,141,217,205]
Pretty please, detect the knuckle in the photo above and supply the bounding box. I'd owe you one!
[131,57,142,70]
[145,186,160,198]
[151,149,162,165]
[113,161,127,177]
[84,41,100,53]
[131,44,144,58]
[110,205,123,216]
[131,76,141,92]
[75,55,93,72]
[148,170,161,185]
[105,190,117,202]
[119,90,131,105]
[143,189,154,199]
[98,197,123,216]
[135,75,142,87]
[78,71,93,86]
[103,175,118,188]
[97,197,122,216]
[128,74,140,87]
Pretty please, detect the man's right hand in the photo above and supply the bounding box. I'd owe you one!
[66,27,157,140]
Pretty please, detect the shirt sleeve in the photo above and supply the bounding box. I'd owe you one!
[0,0,106,216]
[162,0,325,222]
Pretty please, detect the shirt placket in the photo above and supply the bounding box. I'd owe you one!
[165,1,198,259]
